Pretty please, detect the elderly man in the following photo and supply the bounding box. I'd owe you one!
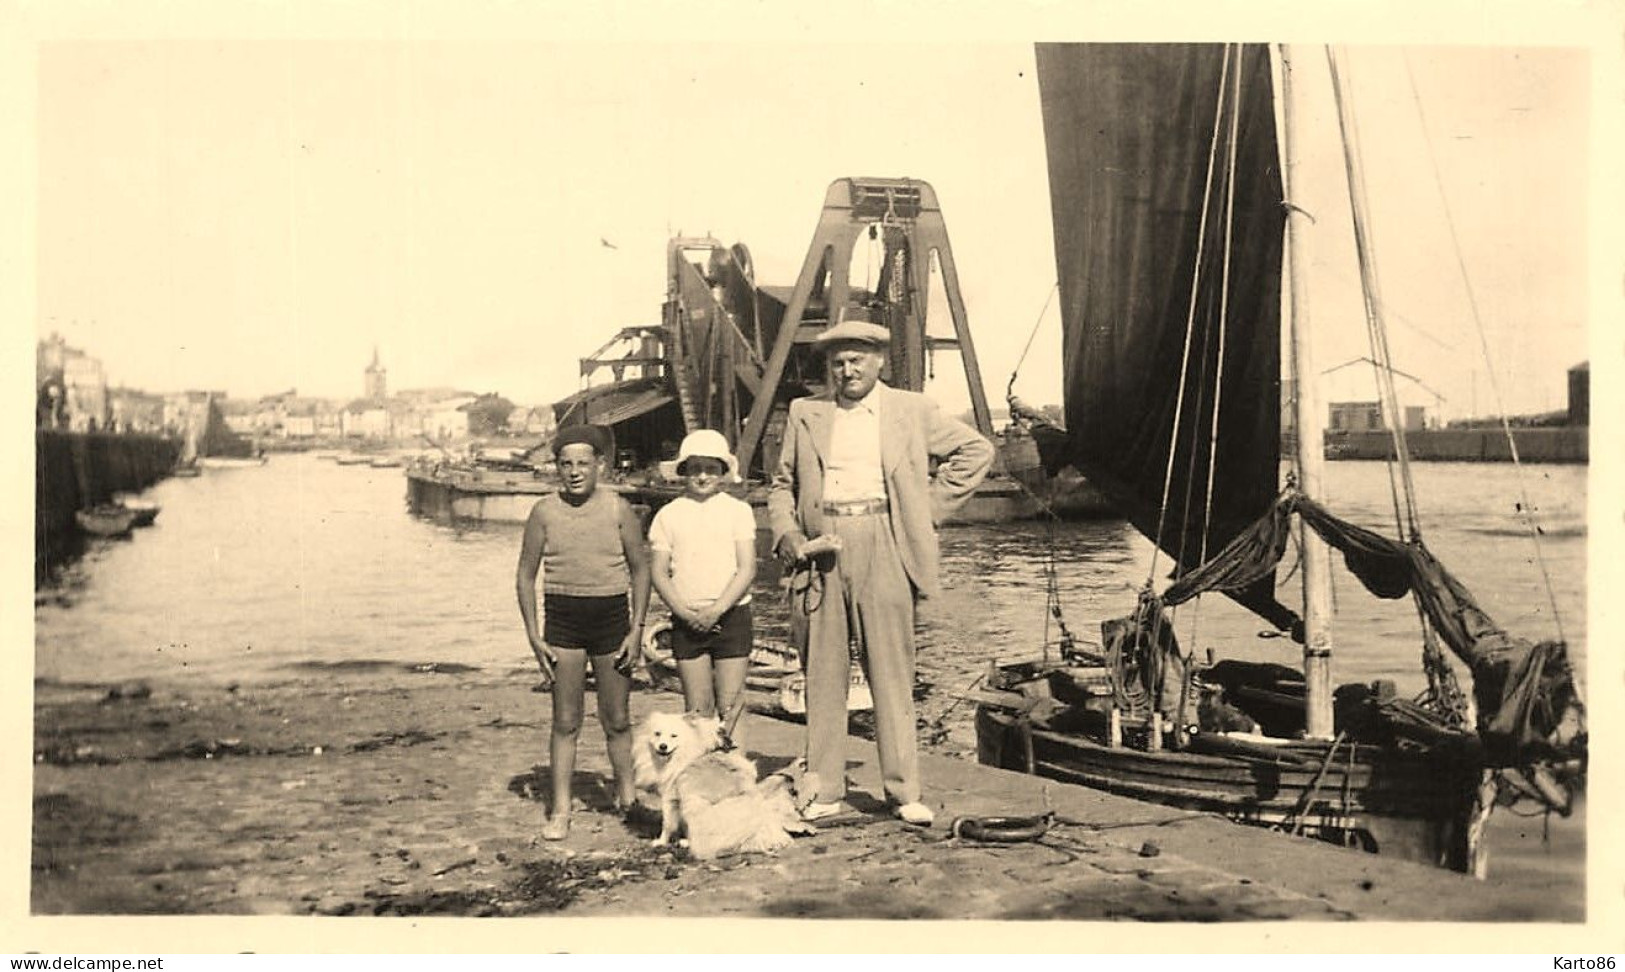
[767,313,994,826]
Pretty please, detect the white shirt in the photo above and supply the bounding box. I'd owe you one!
[648,493,757,607]
[824,385,886,503]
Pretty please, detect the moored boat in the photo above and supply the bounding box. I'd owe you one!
[974,43,1586,875]
[74,505,139,538]
[198,455,269,468]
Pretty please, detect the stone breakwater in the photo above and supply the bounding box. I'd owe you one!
[1324,427,1587,463]
[31,666,1584,928]
[35,430,179,581]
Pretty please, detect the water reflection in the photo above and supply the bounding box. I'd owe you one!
[36,454,1585,714]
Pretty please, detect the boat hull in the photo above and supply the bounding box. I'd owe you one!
[198,456,268,469]
[993,432,1115,519]
[405,466,554,522]
[74,508,138,538]
[974,703,1480,872]
[404,461,1109,526]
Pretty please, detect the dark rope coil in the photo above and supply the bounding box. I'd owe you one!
[948,812,1055,843]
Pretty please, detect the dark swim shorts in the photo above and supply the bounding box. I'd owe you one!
[543,592,630,655]
[670,602,753,662]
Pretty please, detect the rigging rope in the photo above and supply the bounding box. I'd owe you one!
[1187,46,1248,643]
[1328,47,1470,726]
[1327,47,1425,542]
[1150,43,1235,593]
[1400,50,1567,651]
[1006,281,1059,400]
[1204,45,1244,571]
[1126,45,1242,737]
[1172,46,1249,687]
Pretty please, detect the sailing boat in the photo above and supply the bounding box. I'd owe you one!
[974,44,1586,874]
[172,407,203,477]
[195,393,267,468]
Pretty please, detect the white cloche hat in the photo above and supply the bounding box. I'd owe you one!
[660,428,740,483]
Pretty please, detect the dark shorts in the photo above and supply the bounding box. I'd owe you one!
[670,602,753,662]
[543,592,630,655]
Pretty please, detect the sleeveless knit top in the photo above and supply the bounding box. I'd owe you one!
[538,490,630,596]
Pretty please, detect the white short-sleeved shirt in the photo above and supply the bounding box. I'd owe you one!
[648,493,757,608]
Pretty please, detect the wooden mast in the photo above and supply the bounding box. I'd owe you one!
[1276,45,1336,740]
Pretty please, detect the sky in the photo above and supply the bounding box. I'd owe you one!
[25,36,1598,422]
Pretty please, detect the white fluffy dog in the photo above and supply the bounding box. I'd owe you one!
[632,710,815,859]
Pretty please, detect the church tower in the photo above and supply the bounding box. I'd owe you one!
[364,346,387,400]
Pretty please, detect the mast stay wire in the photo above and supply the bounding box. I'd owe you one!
[1399,49,1567,651]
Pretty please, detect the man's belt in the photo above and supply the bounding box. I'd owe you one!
[821,498,889,517]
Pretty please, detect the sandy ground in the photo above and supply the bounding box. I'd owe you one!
[30,666,1586,927]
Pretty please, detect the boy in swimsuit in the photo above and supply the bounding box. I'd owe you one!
[516,424,652,840]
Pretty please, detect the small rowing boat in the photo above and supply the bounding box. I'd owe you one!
[75,505,139,538]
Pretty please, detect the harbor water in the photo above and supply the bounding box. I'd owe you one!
[35,451,1587,885]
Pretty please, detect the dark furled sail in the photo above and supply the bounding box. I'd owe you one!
[1037,44,1286,621]
[1155,490,1584,767]
[198,396,255,459]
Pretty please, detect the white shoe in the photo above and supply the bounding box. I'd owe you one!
[894,802,934,827]
[801,801,848,822]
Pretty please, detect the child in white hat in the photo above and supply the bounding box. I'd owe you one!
[649,429,758,722]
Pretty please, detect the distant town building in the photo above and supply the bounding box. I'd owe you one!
[419,395,476,442]
[219,397,256,435]
[388,388,474,443]
[314,402,343,438]
[1328,401,1384,433]
[509,405,556,437]
[342,398,393,439]
[283,399,319,438]
[264,397,338,439]
[108,387,166,433]
[1325,402,1427,433]
[163,391,222,438]
[248,389,297,436]
[1568,361,1589,427]
[36,334,110,431]
[365,347,388,400]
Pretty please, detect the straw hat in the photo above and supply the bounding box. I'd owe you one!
[813,312,891,349]
[659,429,740,483]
